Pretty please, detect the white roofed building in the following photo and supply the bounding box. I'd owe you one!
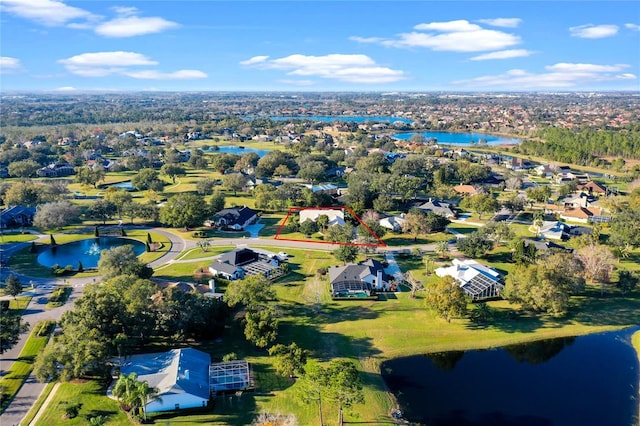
[435,258,504,301]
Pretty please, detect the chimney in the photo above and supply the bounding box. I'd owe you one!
[209,279,216,293]
[376,269,383,289]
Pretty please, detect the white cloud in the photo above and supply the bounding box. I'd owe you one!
[95,7,179,38]
[477,18,522,28]
[414,20,481,32]
[122,70,208,80]
[625,23,640,31]
[58,51,206,80]
[454,62,636,89]
[570,24,619,39]
[54,86,77,91]
[3,1,177,37]
[239,56,269,66]
[241,53,406,84]
[470,49,534,61]
[546,63,629,73]
[357,20,520,52]
[0,0,99,27]
[0,56,22,73]
[348,36,386,43]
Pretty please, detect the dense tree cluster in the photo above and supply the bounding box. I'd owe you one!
[33,274,228,382]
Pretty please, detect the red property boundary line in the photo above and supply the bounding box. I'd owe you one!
[274,206,386,247]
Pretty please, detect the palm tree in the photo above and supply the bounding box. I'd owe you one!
[132,379,161,421]
[112,372,138,412]
[436,241,449,259]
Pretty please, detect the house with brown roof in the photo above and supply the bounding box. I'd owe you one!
[453,184,484,196]
[578,181,607,197]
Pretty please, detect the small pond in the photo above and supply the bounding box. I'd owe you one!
[207,145,271,157]
[392,131,521,145]
[37,236,146,269]
[107,180,135,191]
[382,327,639,426]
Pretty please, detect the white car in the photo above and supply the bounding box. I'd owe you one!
[278,252,289,259]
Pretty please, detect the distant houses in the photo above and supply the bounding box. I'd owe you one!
[435,258,504,301]
[0,205,37,229]
[37,162,75,178]
[416,198,457,218]
[208,206,258,231]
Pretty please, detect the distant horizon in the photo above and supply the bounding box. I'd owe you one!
[1,1,638,92]
[2,89,639,95]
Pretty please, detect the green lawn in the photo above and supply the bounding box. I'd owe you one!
[0,233,38,243]
[175,245,235,261]
[40,242,640,425]
[0,323,51,413]
[32,380,129,426]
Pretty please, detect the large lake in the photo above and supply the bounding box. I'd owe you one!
[393,131,521,145]
[382,327,639,426]
[267,115,413,124]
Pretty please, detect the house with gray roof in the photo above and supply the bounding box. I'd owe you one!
[328,258,389,296]
[0,205,36,229]
[417,198,457,218]
[435,258,504,301]
[116,348,211,413]
[209,206,258,230]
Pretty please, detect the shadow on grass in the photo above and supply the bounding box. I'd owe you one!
[150,394,257,426]
[565,288,640,326]
[465,308,545,334]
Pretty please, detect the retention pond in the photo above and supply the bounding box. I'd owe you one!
[382,327,639,426]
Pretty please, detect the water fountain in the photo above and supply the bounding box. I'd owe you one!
[85,240,101,256]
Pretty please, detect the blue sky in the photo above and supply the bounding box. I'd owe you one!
[1,1,639,92]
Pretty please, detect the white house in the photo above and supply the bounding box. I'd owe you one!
[435,258,504,301]
[116,348,211,413]
[379,215,405,232]
[537,220,570,240]
[299,208,345,227]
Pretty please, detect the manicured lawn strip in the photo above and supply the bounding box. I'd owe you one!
[0,233,38,243]
[0,324,50,413]
[8,296,32,311]
[32,380,129,426]
[19,381,55,426]
[46,287,72,309]
[175,246,234,261]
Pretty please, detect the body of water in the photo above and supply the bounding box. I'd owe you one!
[108,180,135,191]
[37,236,146,269]
[207,145,272,157]
[268,115,413,124]
[382,328,639,426]
[393,131,521,145]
